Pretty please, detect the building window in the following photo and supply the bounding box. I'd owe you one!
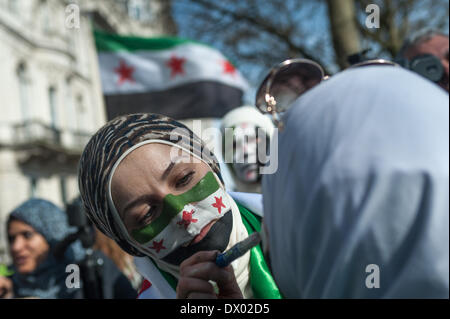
[48,87,58,128]
[30,177,38,198]
[59,177,68,205]
[17,63,31,122]
[128,0,149,21]
[133,7,141,20]
[48,86,61,143]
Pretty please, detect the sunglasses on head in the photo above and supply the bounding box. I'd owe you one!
[255,58,399,129]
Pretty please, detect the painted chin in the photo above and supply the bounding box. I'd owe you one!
[190,220,218,245]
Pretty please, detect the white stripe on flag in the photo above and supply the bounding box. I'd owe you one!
[98,43,248,94]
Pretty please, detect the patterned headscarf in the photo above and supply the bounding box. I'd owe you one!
[78,113,223,256]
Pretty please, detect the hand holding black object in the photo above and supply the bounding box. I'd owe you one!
[176,250,243,299]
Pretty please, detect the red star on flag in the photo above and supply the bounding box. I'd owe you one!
[212,196,226,214]
[150,239,166,253]
[166,55,186,78]
[222,60,236,76]
[177,209,198,229]
[138,280,152,295]
[114,59,135,85]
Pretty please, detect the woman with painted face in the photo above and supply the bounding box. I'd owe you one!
[78,113,281,299]
[0,198,137,299]
[220,106,275,193]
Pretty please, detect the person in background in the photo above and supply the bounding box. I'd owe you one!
[0,198,137,299]
[398,29,449,92]
[220,106,275,193]
[262,65,449,298]
[94,228,143,290]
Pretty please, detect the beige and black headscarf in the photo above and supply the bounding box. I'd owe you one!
[78,113,223,256]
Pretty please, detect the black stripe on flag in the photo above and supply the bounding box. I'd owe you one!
[104,81,244,120]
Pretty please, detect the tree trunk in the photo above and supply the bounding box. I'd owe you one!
[326,0,361,69]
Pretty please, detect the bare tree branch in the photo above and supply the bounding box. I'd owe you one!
[173,0,449,85]
[181,0,331,73]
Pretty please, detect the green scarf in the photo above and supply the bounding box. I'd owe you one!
[149,203,282,299]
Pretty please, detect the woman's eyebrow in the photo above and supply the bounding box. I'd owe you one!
[160,155,190,181]
[8,230,33,239]
[161,161,176,181]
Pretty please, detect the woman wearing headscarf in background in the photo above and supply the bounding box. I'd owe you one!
[78,113,281,299]
[262,65,449,298]
[1,199,85,298]
[0,198,137,299]
[219,105,275,194]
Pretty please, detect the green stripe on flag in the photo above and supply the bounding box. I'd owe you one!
[132,171,220,244]
[94,30,203,52]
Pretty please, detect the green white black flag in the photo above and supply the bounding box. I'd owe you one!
[94,31,249,120]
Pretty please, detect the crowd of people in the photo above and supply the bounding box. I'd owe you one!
[0,29,448,299]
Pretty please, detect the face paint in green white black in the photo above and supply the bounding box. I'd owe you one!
[131,172,232,262]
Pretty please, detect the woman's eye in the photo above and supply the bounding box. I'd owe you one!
[139,207,156,226]
[176,171,194,188]
[23,231,34,239]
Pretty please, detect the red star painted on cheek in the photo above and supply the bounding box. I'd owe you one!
[222,60,236,76]
[166,55,186,78]
[150,239,166,253]
[114,59,135,85]
[212,196,226,214]
[177,209,198,229]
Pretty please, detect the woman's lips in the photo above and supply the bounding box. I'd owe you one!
[190,220,217,245]
[14,256,28,266]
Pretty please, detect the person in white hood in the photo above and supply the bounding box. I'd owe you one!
[220,106,275,193]
[262,65,449,298]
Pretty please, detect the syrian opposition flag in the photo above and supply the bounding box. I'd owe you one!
[94,31,249,120]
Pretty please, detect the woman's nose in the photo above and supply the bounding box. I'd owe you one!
[10,236,26,254]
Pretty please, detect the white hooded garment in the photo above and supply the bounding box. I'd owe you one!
[262,66,449,298]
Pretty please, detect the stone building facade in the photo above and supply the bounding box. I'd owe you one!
[0,0,165,263]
